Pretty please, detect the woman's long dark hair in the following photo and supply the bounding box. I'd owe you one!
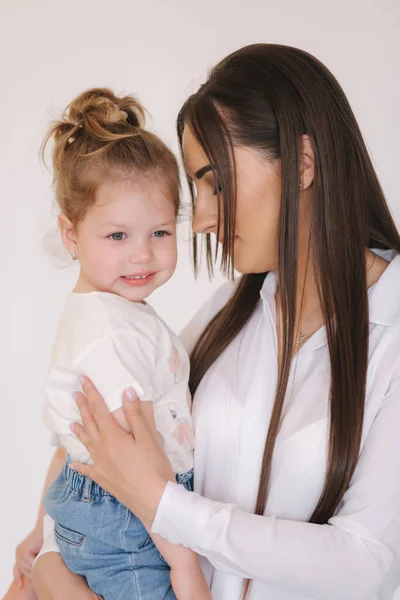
[177,44,400,597]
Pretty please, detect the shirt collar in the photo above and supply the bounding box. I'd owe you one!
[368,252,400,326]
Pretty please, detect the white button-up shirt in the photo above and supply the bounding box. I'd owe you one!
[152,252,400,600]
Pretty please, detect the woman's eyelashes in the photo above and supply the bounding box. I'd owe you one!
[187,172,221,197]
[210,174,223,196]
[212,183,223,196]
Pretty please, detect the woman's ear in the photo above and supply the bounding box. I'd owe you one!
[58,214,78,258]
[299,135,315,190]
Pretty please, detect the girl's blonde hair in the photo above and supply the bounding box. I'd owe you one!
[42,88,180,224]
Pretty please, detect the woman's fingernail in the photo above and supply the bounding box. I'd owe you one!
[72,391,79,403]
[79,375,85,386]
[70,423,76,433]
[126,387,138,402]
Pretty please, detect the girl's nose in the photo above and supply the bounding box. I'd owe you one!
[129,241,153,264]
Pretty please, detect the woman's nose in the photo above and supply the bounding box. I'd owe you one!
[192,197,219,235]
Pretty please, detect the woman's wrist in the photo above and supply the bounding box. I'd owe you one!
[128,477,170,531]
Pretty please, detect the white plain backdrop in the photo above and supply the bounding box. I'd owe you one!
[0,0,399,594]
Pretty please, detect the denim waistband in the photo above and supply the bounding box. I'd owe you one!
[64,456,194,501]
[64,456,113,499]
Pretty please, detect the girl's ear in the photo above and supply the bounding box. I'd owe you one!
[58,214,78,257]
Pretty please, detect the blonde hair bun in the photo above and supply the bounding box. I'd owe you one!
[66,88,145,138]
[42,87,180,226]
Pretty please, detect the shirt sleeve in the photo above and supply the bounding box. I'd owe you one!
[72,333,161,412]
[151,370,400,600]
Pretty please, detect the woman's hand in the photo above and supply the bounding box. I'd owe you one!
[13,525,43,586]
[70,379,175,529]
[32,553,102,600]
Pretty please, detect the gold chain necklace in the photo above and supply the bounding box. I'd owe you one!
[297,330,312,349]
[296,253,377,351]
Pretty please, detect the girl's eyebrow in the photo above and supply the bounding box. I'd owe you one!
[155,221,175,228]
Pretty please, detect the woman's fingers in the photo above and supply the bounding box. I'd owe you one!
[122,388,151,444]
[81,377,116,432]
[69,460,95,480]
[70,422,92,452]
[73,391,99,441]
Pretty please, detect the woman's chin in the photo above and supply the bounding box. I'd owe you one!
[233,257,274,275]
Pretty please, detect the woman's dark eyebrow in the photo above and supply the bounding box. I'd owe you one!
[194,165,212,180]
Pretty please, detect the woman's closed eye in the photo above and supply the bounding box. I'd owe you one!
[208,173,222,196]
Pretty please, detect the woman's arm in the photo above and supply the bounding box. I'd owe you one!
[152,373,400,600]
[70,376,400,600]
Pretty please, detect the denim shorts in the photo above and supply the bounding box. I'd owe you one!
[44,457,194,600]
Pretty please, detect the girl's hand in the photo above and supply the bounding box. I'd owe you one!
[32,552,102,600]
[70,378,175,529]
[13,526,43,586]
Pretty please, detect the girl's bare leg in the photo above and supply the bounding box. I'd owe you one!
[2,579,37,600]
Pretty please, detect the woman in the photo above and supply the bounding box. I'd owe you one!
[13,43,400,599]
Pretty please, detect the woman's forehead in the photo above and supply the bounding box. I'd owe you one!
[181,126,209,177]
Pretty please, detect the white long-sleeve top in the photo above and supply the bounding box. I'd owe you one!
[152,252,400,600]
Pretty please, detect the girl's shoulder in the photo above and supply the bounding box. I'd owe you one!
[55,292,163,357]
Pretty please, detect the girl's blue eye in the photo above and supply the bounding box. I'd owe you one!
[152,230,169,238]
[109,232,126,241]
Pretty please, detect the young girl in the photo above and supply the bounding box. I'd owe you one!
[39,88,210,600]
